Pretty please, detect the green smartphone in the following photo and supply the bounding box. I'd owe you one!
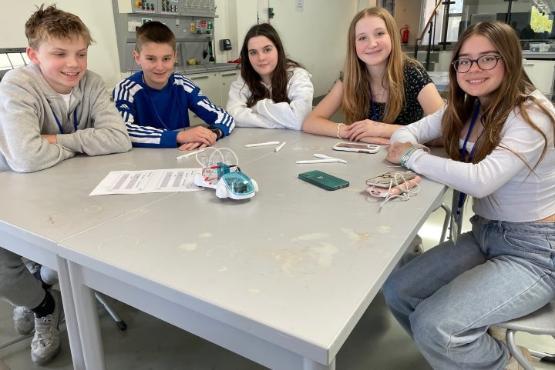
[298,170,349,191]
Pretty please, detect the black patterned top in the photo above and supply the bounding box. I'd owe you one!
[368,62,433,125]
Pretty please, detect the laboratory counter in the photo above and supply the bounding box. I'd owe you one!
[181,62,240,75]
[126,63,239,76]
[522,51,555,60]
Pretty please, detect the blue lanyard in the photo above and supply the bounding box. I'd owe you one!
[456,101,481,216]
[53,109,78,134]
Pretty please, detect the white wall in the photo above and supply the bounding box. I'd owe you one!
[358,0,378,11]
[252,0,358,96]
[0,2,32,48]
[395,0,422,45]
[1,0,358,96]
[215,0,358,97]
[213,0,240,63]
[0,0,121,88]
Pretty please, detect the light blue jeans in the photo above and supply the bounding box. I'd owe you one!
[383,215,555,370]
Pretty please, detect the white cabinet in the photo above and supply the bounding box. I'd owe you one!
[189,72,221,104]
[220,70,239,107]
[523,59,555,98]
[188,69,239,126]
[189,72,225,126]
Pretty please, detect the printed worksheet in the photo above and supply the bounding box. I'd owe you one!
[90,168,202,196]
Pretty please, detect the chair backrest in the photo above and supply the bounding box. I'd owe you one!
[450,190,464,242]
[0,48,28,82]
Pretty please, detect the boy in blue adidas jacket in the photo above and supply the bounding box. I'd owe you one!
[113,21,235,150]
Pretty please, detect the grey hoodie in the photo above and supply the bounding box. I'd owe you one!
[0,64,131,172]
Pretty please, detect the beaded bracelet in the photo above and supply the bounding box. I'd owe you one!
[336,123,345,139]
[399,146,420,169]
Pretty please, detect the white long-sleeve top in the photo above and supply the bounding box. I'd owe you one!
[226,67,314,130]
[391,90,555,222]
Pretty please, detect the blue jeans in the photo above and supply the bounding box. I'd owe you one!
[383,215,555,370]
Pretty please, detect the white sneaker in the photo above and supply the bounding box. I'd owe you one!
[30,290,62,365]
[12,306,34,335]
[22,259,40,275]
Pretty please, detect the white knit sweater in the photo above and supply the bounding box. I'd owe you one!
[226,67,314,130]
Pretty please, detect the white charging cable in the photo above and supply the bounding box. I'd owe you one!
[195,147,240,168]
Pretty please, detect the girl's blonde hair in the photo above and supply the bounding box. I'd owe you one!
[443,21,555,168]
[342,7,417,124]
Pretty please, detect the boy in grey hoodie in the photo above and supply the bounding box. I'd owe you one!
[0,4,131,365]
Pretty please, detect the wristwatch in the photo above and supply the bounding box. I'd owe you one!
[209,127,223,140]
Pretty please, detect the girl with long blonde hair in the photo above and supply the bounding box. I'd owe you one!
[302,7,443,144]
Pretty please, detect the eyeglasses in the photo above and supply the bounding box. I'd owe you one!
[451,54,502,73]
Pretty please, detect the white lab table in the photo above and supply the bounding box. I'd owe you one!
[0,148,180,369]
[52,129,446,369]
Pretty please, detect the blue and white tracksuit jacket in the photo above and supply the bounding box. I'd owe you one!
[112,71,235,148]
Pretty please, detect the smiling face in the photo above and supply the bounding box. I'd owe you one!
[247,36,278,84]
[134,41,176,90]
[354,15,392,70]
[455,35,505,105]
[27,36,88,94]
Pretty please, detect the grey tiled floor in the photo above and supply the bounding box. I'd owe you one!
[0,193,554,369]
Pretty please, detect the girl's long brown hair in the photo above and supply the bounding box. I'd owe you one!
[342,7,418,124]
[443,21,555,168]
[239,23,301,107]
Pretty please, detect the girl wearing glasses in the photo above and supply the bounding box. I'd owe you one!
[384,21,555,369]
[226,23,314,130]
[302,7,444,144]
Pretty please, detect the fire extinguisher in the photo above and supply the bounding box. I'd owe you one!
[400,25,410,44]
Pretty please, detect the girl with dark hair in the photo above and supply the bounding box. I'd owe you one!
[226,23,314,130]
[383,21,555,369]
[303,7,443,144]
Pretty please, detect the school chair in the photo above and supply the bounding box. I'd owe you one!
[37,264,128,331]
[437,202,451,243]
[0,47,29,81]
[448,190,465,242]
[497,300,555,370]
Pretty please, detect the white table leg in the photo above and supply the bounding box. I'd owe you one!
[68,261,105,370]
[303,358,336,370]
[63,261,336,370]
[56,256,85,370]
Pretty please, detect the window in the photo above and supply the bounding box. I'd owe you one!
[446,0,464,42]
[420,0,464,45]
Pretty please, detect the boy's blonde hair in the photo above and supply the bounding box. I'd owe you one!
[25,4,93,49]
